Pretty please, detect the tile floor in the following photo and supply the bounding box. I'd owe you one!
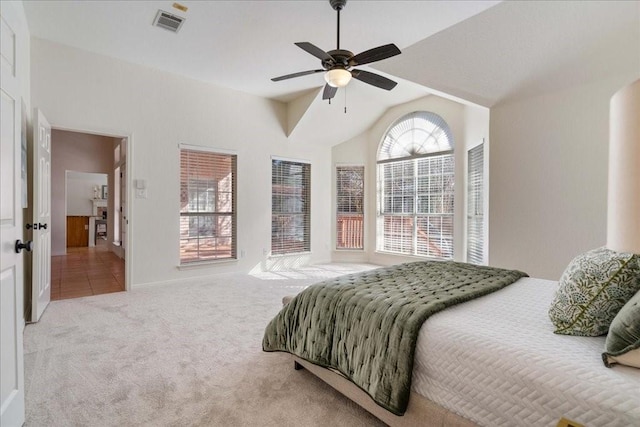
[51,241,125,300]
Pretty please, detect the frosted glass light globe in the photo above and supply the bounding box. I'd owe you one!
[324,68,352,88]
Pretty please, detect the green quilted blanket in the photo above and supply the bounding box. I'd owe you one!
[262,261,527,415]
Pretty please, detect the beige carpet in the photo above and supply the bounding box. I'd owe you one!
[23,263,386,426]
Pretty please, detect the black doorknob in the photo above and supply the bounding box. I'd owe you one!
[15,240,33,253]
[38,223,47,230]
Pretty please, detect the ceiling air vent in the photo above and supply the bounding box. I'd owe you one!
[153,10,185,33]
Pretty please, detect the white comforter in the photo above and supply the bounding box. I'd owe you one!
[412,277,640,427]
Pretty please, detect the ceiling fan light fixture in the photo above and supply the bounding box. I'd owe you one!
[271,0,401,101]
[324,68,352,88]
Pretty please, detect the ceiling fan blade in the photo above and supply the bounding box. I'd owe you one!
[350,44,401,66]
[295,42,334,63]
[271,69,325,82]
[322,84,338,100]
[351,69,398,91]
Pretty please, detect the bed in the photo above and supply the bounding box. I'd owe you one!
[263,261,640,426]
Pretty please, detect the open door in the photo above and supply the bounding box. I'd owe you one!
[113,137,127,262]
[120,161,127,259]
[0,14,25,424]
[30,109,52,322]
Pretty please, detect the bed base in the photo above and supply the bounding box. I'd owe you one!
[292,356,477,427]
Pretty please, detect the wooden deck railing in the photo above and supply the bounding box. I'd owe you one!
[337,215,364,249]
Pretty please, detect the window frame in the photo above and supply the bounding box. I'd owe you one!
[179,144,237,265]
[376,111,455,259]
[466,142,485,265]
[336,164,364,250]
[271,157,311,256]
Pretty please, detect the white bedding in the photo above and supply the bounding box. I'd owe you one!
[412,277,640,427]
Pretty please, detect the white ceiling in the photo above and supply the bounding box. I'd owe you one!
[22,0,639,146]
[22,0,499,145]
[375,0,640,107]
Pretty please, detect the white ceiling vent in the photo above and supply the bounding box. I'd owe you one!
[153,10,185,33]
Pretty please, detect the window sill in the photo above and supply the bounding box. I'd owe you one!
[177,258,238,270]
[374,250,450,261]
[268,251,312,258]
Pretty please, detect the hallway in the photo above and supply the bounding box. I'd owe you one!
[51,242,125,300]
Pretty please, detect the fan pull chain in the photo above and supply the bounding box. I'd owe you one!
[344,86,347,114]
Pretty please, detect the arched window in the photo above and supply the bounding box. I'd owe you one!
[377,111,454,259]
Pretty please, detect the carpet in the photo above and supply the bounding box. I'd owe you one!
[23,263,385,426]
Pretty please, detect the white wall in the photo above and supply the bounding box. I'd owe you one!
[331,94,476,266]
[487,0,640,280]
[31,38,332,287]
[489,74,640,280]
[50,129,114,256]
[333,71,638,280]
[66,172,107,216]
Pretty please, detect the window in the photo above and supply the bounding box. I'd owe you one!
[467,143,485,264]
[272,159,311,255]
[336,165,364,250]
[377,111,454,259]
[180,147,236,263]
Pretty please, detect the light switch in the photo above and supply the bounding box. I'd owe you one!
[135,179,146,189]
[135,189,147,199]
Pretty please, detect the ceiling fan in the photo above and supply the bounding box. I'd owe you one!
[271,0,401,101]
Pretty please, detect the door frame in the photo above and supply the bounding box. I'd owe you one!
[51,124,133,291]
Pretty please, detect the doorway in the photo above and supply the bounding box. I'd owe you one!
[50,129,130,300]
[51,246,125,300]
[65,171,106,248]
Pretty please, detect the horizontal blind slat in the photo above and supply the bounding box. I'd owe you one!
[272,160,311,255]
[180,148,237,263]
[377,153,454,259]
[467,143,484,265]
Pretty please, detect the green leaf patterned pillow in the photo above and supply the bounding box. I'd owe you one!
[548,247,640,336]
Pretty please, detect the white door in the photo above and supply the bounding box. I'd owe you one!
[31,109,51,322]
[120,161,127,256]
[0,13,25,425]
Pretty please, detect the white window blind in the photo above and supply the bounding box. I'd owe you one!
[467,143,484,265]
[179,148,236,263]
[336,166,364,250]
[377,112,455,259]
[272,159,311,255]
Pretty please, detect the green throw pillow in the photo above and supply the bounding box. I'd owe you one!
[603,290,640,368]
[548,247,640,336]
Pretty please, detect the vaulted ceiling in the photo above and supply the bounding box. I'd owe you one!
[23,1,639,147]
